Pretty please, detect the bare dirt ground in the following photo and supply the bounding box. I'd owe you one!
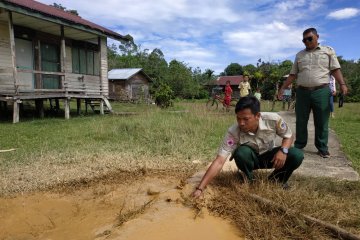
[0,170,244,240]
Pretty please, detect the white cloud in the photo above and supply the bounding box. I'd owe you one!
[327,8,360,20]
[223,21,303,61]
[37,0,359,72]
[275,0,306,11]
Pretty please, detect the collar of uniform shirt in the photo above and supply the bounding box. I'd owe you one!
[258,115,267,131]
[244,114,267,136]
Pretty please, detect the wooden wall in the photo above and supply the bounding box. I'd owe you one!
[0,21,14,93]
[100,37,108,97]
[0,20,108,97]
[64,46,101,95]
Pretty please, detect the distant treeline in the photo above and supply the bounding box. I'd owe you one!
[108,37,360,102]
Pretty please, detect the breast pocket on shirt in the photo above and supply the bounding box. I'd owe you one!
[317,54,329,67]
[298,59,310,71]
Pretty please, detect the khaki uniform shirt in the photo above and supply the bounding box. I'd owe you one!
[239,81,251,97]
[218,112,292,158]
[290,45,341,87]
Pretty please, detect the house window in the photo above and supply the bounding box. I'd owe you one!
[72,47,99,76]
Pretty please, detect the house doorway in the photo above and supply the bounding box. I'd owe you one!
[15,38,34,90]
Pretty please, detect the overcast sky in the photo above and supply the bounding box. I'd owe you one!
[39,0,360,73]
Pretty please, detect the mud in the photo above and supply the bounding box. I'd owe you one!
[0,175,244,240]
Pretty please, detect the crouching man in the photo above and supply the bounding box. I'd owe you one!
[193,96,303,198]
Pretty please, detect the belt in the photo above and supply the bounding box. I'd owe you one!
[298,83,328,91]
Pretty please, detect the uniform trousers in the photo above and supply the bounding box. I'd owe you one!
[232,146,303,183]
[295,87,330,152]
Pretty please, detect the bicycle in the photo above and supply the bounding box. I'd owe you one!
[206,94,238,111]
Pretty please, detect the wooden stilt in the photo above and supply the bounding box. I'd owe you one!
[13,100,19,123]
[77,99,81,115]
[100,100,104,115]
[55,99,60,110]
[64,98,70,119]
[35,99,44,118]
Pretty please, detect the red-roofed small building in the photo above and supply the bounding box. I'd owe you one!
[0,0,130,122]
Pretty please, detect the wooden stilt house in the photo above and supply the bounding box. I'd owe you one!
[0,0,129,122]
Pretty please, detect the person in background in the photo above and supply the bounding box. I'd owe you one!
[192,96,304,198]
[282,84,292,111]
[329,75,336,118]
[254,88,262,101]
[239,74,251,97]
[271,82,280,111]
[278,27,348,158]
[224,80,233,110]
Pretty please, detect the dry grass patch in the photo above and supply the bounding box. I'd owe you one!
[206,171,360,239]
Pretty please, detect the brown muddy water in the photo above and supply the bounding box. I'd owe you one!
[0,176,244,240]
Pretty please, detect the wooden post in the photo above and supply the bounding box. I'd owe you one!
[100,99,104,115]
[35,99,44,118]
[76,99,81,115]
[60,26,66,92]
[55,99,60,111]
[98,37,102,96]
[34,40,41,89]
[85,99,88,114]
[13,100,19,123]
[8,11,18,95]
[64,98,70,119]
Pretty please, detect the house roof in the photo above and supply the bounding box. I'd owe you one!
[108,68,152,81]
[0,0,129,41]
[213,75,244,86]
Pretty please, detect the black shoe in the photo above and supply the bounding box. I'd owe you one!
[318,150,330,158]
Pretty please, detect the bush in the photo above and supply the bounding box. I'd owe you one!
[195,88,210,99]
[153,83,174,108]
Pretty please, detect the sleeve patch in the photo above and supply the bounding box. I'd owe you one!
[226,137,235,147]
[277,119,287,130]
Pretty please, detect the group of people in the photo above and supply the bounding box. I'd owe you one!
[193,27,348,198]
[223,74,252,110]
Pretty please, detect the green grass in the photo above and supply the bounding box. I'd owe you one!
[0,101,232,170]
[2,100,358,172]
[329,102,360,171]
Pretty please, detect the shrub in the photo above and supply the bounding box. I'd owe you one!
[153,83,174,108]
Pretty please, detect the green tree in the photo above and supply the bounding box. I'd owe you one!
[50,3,79,15]
[243,64,257,76]
[339,57,360,102]
[221,63,243,76]
[166,60,199,98]
[145,48,168,88]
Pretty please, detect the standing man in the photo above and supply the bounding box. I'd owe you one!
[278,28,348,158]
[239,74,251,97]
[192,96,303,198]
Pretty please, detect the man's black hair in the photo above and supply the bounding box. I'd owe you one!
[235,96,260,115]
[303,27,317,35]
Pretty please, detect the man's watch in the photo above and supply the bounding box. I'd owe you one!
[280,147,289,154]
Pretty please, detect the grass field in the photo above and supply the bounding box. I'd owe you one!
[0,99,359,239]
[329,102,360,171]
